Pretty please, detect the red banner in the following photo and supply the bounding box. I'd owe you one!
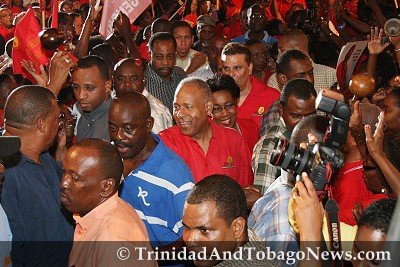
[99,0,152,37]
[12,8,50,83]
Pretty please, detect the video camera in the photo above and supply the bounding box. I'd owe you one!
[270,90,351,192]
[301,0,320,41]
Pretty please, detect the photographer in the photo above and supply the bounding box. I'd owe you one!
[249,114,329,267]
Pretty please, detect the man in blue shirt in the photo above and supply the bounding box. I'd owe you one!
[1,86,74,266]
[109,92,194,264]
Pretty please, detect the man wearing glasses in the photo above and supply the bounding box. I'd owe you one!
[0,8,14,43]
[232,4,278,45]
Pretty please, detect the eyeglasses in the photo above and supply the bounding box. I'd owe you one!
[249,14,266,20]
[212,103,236,114]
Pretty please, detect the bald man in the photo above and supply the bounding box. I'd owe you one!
[113,58,173,133]
[158,77,253,186]
[108,92,194,251]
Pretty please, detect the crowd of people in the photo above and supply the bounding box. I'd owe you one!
[0,0,399,266]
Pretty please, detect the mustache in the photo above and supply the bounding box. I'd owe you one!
[111,141,131,147]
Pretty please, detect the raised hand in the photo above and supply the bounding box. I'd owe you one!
[367,27,390,55]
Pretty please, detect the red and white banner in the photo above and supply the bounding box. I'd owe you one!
[99,0,151,37]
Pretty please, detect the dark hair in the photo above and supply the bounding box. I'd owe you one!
[73,138,123,189]
[387,89,400,108]
[291,115,329,145]
[89,43,119,69]
[222,42,252,64]
[88,35,106,51]
[358,198,397,234]
[151,18,171,34]
[276,49,310,75]
[149,32,177,52]
[171,20,193,36]
[186,174,247,226]
[207,74,240,100]
[58,12,73,26]
[4,85,56,128]
[76,55,110,80]
[280,79,317,107]
[266,19,284,37]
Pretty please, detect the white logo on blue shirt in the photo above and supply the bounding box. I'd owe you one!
[137,186,150,206]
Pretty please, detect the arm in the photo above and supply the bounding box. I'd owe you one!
[349,100,367,161]
[74,0,102,59]
[366,27,390,81]
[113,12,142,60]
[293,172,324,267]
[320,20,347,49]
[340,9,370,34]
[366,0,387,28]
[185,51,207,74]
[46,51,76,97]
[364,112,400,195]
[389,35,400,70]
[270,0,283,21]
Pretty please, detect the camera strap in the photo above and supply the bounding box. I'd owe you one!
[325,198,343,267]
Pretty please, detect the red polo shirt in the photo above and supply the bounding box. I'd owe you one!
[237,76,280,129]
[236,117,259,153]
[158,123,253,186]
[276,0,306,21]
[0,25,15,43]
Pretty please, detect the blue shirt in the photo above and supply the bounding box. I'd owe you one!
[1,152,74,266]
[248,172,299,267]
[120,135,194,248]
[232,31,278,45]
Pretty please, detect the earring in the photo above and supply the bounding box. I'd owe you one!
[381,188,387,194]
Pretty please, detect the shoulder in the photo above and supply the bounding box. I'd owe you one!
[173,66,186,77]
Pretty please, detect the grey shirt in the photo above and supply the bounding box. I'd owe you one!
[76,97,112,142]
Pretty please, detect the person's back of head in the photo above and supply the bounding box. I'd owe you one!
[151,18,171,35]
[89,43,119,75]
[4,85,56,130]
[279,29,309,54]
[290,114,330,145]
[0,73,17,109]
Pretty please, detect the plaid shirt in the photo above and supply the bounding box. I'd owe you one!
[145,64,186,113]
[267,62,337,93]
[252,117,291,194]
[260,100,280,136]
[248,173,299,267]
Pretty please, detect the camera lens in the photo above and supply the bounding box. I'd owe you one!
[270,139,314,175]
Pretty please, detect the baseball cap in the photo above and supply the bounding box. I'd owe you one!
[0,136,21,157]
[197,15,216,27]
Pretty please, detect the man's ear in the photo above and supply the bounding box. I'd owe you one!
[105,80,112,95]
[277,73,288,88]
[205,100,213,117]
[248,62,253,76]
[278,103,284,117]
[231,217,246,240]
[100,178,116,198]
[146,117,154,133]
[37,117,46,133]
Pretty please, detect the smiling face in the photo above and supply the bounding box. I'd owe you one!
[211,90,237,128]
[72,66,111,112]
[60,146,104,216]
[182,201,240,267]
[173,83,212,139]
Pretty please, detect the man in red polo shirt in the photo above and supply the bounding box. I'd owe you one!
[158,77,253,186]
[0,8,14,42]
[221,42,280,130]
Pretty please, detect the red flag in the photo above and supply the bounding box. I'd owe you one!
[12,8,50,83]
[39,0,46,12]
[51,0,58,28]
[99,0,152,37]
